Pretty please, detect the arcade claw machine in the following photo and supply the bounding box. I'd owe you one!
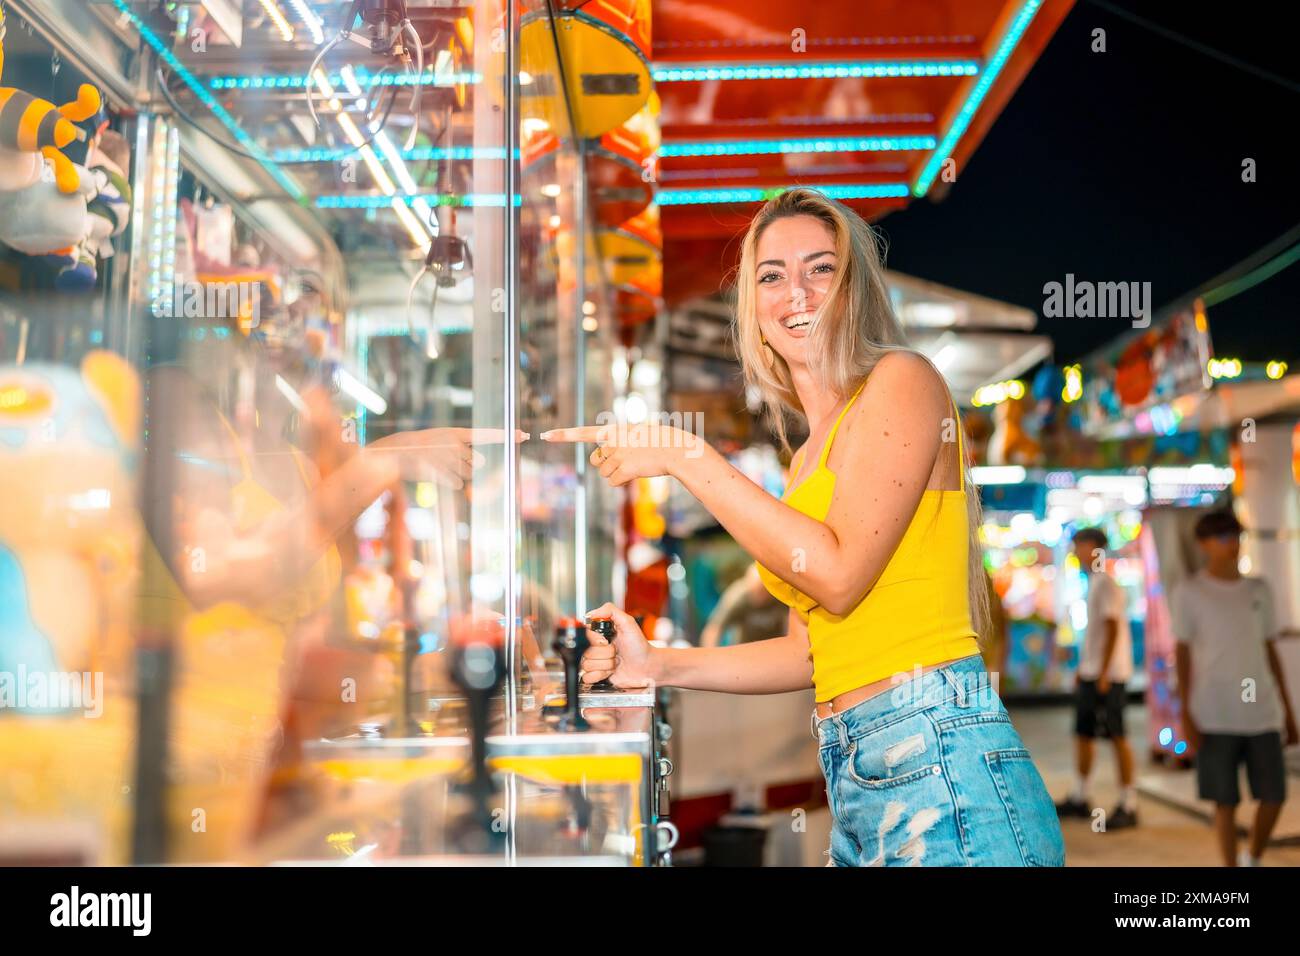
[1,0,672,866]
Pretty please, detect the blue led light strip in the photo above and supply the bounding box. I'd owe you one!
[210,72,483,90]
[656,183,910,206]
[651,61,979,83]
[912,0,1043,197]
[660,135,936,158]
[273,146,514,163]
[316,194,524,209]
[110,0,303,200]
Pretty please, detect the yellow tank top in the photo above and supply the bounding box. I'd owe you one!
[754,378,979,702]
[137,409,342,634]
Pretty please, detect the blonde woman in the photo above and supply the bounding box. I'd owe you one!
[544,188,1063,866]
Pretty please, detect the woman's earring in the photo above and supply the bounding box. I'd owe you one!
[761,337,775,368]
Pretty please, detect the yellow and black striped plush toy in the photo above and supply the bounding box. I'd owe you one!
[0,8,102,193]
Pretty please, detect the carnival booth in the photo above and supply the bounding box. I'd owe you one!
[1076,295,1300,769]
[1,0,673,867]
[0,0,1085,867]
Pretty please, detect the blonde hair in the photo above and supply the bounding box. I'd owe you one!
[729,187,990,643]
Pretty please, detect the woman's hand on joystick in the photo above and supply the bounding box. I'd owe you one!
[580,604,654,689]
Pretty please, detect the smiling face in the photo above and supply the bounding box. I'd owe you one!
[753,214,839,370]
[732,188,906,450]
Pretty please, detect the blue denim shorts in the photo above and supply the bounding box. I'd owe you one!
[816,655,1065,867]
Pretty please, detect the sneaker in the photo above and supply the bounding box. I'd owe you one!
[1237,850,1261,867]
[1055,797,1090,818]
[1107,806,1138,829]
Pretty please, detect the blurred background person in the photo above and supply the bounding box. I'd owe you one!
[1173,510,1298,866]
[698,563,786,648]
[1056,526,1137,829]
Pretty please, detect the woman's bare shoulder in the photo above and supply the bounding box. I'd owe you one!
[860,349,950,414]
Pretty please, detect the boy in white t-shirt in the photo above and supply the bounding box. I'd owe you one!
[1173,510,1298,866]
[1056,527,1138,828]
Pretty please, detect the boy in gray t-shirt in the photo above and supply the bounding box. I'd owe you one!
[1173,510,1298,867]
[1056,527,1138,828]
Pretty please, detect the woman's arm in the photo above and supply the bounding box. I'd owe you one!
[179,446,403,610]
[157,364,500,609]
[658,607,813,693]
[674,352,947,615]
[582,604,813,695]
[547,352,948,616]
[185,427,509,608]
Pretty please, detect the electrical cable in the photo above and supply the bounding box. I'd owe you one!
[306,3,425,136]
[1201,238,1300,308]
[406,261,441,356]
[400,18,424,151]
[411,104,452,196]
[156,65,400,165]
[1086,0,1300,96]
[305,0,367,127]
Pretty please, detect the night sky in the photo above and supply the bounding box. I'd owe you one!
[878,0,1300,365]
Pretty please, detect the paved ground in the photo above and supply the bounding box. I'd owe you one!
[1010,703,1300,867]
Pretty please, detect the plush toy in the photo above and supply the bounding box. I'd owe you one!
[81,128,132,261]
[0,144,41,191]
[0,161,97,289]
[0,353,140,864]
[0,10,110,290]
[0,159,94,254]
[0,356,139,674]
[38,128,133,291]
[988,395,1043,467]
[0,8,102,194]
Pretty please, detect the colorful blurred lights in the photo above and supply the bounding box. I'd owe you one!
[1062,364,1083,403]
[256,0,295,42]
[1208,357,1242,379]
[651,61,980,83]
[656,183,909,205]
[913,0,1044,196]
[971,379,1025,407]
[970,466,1026,485]
[659,135,936,157]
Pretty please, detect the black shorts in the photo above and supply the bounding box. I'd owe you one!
[1074,680,1127,739]
[1196,732,1287,805]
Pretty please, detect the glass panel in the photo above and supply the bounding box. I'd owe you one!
[139,1,515,862]
[0,7,144,865]
[1,0,636,866]
[516,0,618,710]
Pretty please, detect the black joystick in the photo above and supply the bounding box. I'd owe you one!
[446,614,508,850]
[586,617,617,692]
[551,618,591,731]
